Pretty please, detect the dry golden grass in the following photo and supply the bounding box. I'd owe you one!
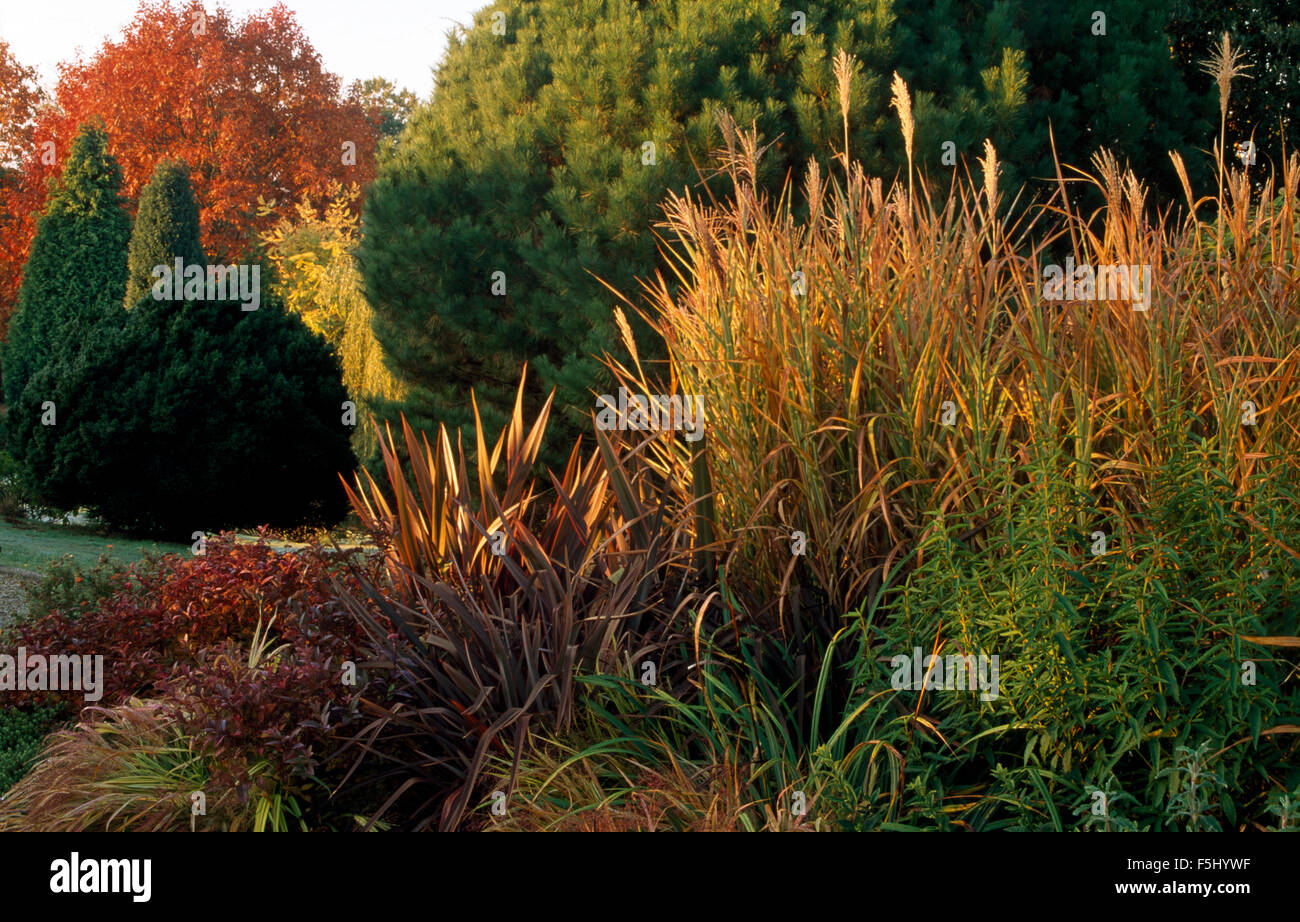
[602,65,1300,632]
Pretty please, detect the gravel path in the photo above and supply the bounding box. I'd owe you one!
[0,566,42,632]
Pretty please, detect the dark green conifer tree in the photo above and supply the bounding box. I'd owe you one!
[123,159,206,308]
[19,164,354,537]
[2,123,130,443]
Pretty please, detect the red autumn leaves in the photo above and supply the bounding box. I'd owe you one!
[0,0,383,337]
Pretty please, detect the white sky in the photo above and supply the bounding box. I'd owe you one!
[0,0,490,98]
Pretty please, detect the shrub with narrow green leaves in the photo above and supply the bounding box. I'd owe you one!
[855,437,1300,830]
[495,440,1300,832]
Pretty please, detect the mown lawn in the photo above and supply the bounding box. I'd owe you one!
[0,519,189,571]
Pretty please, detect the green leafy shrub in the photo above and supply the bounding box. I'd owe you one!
[0,449,29,523]
[0,704,66,795]
[259,183,405,469]
[855,437,1300,831]
[21,552,133,623]
[495,437,1300,832]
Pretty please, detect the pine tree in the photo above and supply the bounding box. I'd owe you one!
[888,0,1214,198]
[124,159,206,307]
[1015,0,1214,195]
[2,124,130,437]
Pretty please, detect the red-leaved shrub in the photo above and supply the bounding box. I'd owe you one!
[8,533,390,784]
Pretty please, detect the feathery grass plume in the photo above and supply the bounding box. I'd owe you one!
[1200,31,1252,131]
[520,115,1300,835]
[979,139,999,208]
[1090,148,1123,204]
[608,112,1300,631]
[805,157,824,231]
[1169,150,1196,216]
[868,175,883,211]
[833,49,858,173]
[1123,171,1147,224]
[891,71,915,202]
[977,139,1000,251]
[1201,30,1253,272]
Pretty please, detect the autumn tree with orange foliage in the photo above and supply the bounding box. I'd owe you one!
[0,0,380,332]
[0,40,46,336]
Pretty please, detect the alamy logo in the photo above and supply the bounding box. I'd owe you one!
[0,648,104,701]
[595,387,705,442]
[151,259,261,311]
[1041,257,1151,311]
[889,647,1000,701]
[50,853,151,902]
